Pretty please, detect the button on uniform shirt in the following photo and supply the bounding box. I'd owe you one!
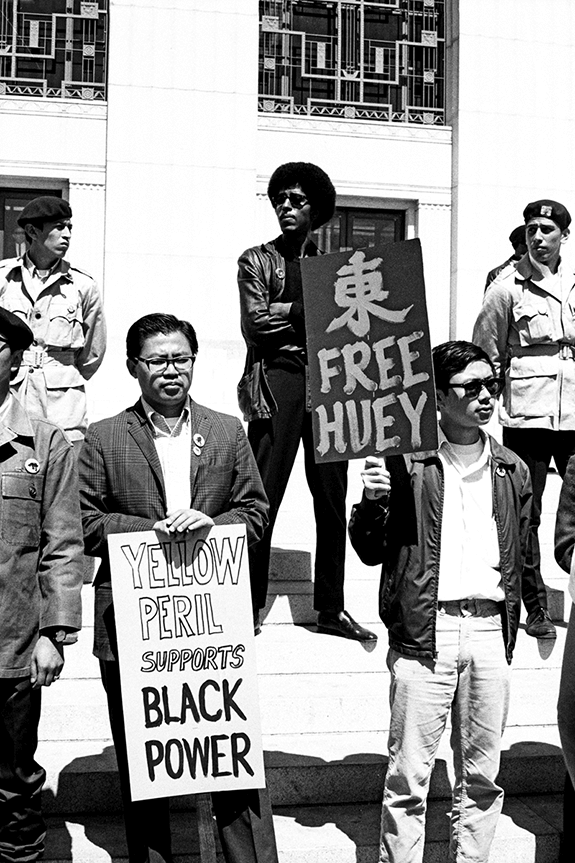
[473,254,575,431]
[437,428,504,602]
[141,396,191,513]
[0,253,106,439]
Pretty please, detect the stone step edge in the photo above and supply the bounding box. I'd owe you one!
[39,733,568,812]
[42,796,563,862]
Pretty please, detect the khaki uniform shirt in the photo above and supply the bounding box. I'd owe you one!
[0,256,106,439]
[473,254,575,430]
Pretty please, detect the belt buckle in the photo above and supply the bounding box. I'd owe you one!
[30,348,44,369]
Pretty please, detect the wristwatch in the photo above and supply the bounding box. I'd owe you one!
[45,629,78,645]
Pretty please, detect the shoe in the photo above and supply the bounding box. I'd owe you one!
[525,608,557,639]
[317,610,377,642]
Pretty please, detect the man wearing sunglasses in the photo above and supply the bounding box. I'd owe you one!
[237,161,376,642]
[473,198,574,640]
[349,340,532,863]
[79,313,278,863]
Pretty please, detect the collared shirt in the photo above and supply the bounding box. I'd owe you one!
[437,428,504,602]
[23,253,61,301]
[0,254,107,438]
[473,253,575,430]
[141,396,191,514]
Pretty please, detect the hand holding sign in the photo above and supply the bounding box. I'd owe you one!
[153,509,215,534]
[361,456,391,500]
[108,524,265,801]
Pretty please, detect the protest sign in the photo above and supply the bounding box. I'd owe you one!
[301,239,437,463]
[108,524,265,801]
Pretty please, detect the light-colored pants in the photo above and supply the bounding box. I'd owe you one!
[380,599,511,863]
[558,603,575,786]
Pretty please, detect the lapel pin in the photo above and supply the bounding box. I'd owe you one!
[193,433,205,448]
[24,458,40,474]
[193,445,202,456]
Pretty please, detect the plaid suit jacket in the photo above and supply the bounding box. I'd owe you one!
[78,399,268,659]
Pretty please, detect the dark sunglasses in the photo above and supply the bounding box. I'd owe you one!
[272,191,308,209]
[446,377,503,399]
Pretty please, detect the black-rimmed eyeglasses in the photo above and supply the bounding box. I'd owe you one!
[446,377,503,399]
[272,191,308,209]
[135,356,195,373]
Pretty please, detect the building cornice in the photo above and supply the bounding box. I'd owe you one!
[0,98,107,120]
[257,113,451,144]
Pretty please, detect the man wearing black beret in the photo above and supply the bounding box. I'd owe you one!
[0,195,106,442]
[484,225,527,291]
[0,307,83,861]
[474,198,574,639]
[237,162,376,641]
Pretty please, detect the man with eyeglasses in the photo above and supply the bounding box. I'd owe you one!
[78,313,278,863]
[0,196,106,442]
[473,199,575,640]
[349,340,532,863]
[237,161,376,641]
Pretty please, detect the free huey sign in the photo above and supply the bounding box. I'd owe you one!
[301,238,437,463]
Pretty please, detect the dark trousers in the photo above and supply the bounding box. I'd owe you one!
[248,365,348,613]
[100,660,279,863]
[502,427,575,613]
[0,678,45,863]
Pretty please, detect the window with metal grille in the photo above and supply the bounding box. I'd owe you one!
[259,0,444,124]
[0,1,107,101]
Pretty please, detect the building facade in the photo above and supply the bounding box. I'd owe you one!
[0,0,574,419]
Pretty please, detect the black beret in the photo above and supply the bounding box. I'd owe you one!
[17,196,72,228]
[0,308,33,351]
[523,199,571,231]
[508,225,526,247]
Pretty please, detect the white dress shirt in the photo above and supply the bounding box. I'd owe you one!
[437,428,504,602]
[141,396,192,514]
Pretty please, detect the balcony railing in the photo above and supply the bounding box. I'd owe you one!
[0,0,107,101]
[259,0,445,126]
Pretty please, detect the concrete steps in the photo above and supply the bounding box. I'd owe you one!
[35,465,571,860]
[43,796,563,862]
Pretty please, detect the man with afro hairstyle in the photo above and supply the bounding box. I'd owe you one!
[237,161,376,642]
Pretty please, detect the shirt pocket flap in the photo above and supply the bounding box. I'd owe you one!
[512,302,549,322]
[48,297,80,323]
[1,473,42,546]
[2,473,42,500]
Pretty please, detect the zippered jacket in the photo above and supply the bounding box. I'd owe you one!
[348,436,532,664]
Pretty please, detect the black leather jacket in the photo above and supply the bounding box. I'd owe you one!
[348,436,532,664]
[237,235,315,420]
[237,236,306,353]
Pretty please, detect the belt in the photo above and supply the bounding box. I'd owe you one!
[558,343,575,360]
[437,598,502,616]
[22,348,76,368]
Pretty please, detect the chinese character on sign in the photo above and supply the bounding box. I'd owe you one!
[326,250,413,338]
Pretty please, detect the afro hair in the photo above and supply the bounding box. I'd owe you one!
[267,162,336,230]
